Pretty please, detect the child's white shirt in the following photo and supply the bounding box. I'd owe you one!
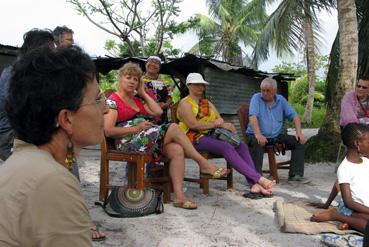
[337,157,369,207]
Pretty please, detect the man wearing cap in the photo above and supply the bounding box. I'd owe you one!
[142,56,173,124]
[247,77,310,184]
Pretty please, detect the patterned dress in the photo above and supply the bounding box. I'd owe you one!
[108,92,169,161]
[142,74,173,123]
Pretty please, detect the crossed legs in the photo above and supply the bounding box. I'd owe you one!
[311,208,369,233]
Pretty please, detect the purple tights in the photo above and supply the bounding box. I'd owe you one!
[195,136,261,187]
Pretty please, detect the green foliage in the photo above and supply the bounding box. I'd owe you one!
[104,40,142,57]
[272,55,329,110]
[273,61,306,77]
[69,0,189,57]
[189,0,268,65]
[98,71,118,91]
[291,103,326,128]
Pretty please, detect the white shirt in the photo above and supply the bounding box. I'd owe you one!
[337,157,369,207]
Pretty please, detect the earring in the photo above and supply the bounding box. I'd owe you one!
[65,136,75,171]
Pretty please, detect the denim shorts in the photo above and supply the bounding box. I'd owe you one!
[338,199,353,216]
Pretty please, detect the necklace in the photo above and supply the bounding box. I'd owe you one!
[144,73,159,80]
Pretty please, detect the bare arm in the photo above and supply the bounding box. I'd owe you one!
[308,180,339,209]
[249,115,267,146]
[137,82,163,116]
[293,115,306,144]
[341,183,369,214]
[177,100,219,130]
[103,109,153,139]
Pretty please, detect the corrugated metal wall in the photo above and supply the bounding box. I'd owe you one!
[204,67,261,115]
[203,67,261,137]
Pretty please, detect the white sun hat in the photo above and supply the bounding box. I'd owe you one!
[186,73,209,85]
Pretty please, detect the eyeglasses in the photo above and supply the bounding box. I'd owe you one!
[80,91,107,108]
[357,84,368,89]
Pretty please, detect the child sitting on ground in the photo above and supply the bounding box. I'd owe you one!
[310,123,369,234]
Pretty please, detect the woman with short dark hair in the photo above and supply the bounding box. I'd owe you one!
[0,46,108,246]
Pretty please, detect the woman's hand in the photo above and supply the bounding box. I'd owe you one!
[220,122,236,133]
[213,118,224,128]
[137,82,146,98]
[136,120,155,132]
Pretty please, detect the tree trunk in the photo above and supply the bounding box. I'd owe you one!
[302,8,316,124]
[357,0,369,77]
[305,0,358,162]
[337,0,358,93]
[305,35,341,162]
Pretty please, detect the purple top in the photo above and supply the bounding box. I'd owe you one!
[340,90,369,127]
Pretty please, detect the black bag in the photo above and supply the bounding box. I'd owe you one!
[210,128,241,148]
[96,186,164,218]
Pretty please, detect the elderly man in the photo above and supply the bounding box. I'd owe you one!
[340,77,369,126]
[246,77,310,183]
[53,26,74,48]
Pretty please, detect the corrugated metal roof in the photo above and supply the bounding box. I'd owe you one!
[93,54,294,115]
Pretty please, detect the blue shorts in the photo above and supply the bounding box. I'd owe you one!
[338,199,353,216]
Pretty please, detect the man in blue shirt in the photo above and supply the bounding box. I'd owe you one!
[247,77,309,183]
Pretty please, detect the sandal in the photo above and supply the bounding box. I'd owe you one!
[200,168,229,179]
[173,200,198,210]
[321,233,347,247]
[91,223,106,242]
[243,192,273,200]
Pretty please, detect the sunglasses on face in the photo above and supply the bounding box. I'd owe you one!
[357,84,368,89]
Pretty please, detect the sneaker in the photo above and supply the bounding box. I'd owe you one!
[288,175,311,184]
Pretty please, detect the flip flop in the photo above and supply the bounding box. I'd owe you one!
[91,223,106,242]
[200,168,229,179]
[321,233,347,247]
[173,200,198,210]
[347,235,364,247]
[243,192,273,200]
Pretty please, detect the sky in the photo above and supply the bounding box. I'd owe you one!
[0,0,338,72]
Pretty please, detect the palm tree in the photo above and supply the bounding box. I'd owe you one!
[252,0,335,124]
[189,0,268,65]
[336,0,358,92]
[306,0,362,162]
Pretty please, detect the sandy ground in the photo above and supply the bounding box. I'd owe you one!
[73,128,340,247]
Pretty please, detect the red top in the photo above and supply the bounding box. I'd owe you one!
[109,92,147,122]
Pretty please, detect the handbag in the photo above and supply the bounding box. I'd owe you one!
[96,186,164,218]
[210,127,241,148]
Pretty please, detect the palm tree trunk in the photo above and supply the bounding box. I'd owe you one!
[302,8,316,124]
[305,0,358,162]
[337,0,358,93]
